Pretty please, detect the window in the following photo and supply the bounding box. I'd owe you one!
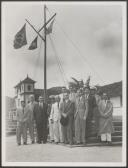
[28,85,32,91]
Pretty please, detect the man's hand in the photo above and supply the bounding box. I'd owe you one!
[83,116,86,120]
[62,113,67,118]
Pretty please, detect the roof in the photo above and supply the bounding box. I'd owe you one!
[14,75,36,88]
[99,81,122,97]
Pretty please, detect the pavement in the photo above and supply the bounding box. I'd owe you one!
[5,135,122,163]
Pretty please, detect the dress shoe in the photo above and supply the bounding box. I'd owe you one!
[17,143,21,146]
[37,141,42,144]
[31,141,35,144]
[107,141,112,145]
[23,142,27,145]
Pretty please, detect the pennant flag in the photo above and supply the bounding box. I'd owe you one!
[46,19,55,35]
[13,24,27,49]
[28,36,38,50]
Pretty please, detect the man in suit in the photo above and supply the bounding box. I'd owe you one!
[48,95,55,142]
[84,87,96,139]
[50,95,61,144]
[74,89,88,145]
[59,87,67,103]
[34,96,48,144]
[16,101,27,145]
[59,93,74,145]
[25,95,37,144]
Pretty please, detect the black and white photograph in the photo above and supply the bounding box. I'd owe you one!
[1,1,127,167]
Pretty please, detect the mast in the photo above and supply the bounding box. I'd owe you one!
[44,5,47,103]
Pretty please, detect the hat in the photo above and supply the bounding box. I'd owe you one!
[60,115,69,126]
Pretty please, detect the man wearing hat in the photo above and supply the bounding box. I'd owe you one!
[34,96,48,144]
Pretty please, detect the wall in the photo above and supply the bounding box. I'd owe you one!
[110,96,122,116]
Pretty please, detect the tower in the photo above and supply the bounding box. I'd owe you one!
[14,75,36,107]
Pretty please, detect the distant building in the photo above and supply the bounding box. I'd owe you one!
[14,75,36,107]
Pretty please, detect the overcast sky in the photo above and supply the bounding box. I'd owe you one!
[2,2,125,97]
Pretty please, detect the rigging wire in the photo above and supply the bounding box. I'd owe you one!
[48,34,68,87]
[46,7,105,84]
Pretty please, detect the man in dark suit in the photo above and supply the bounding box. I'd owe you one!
[34,96,48,144]
[59,93,74,145]
[84,87,96,139]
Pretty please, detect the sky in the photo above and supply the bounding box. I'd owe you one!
[2,2,125,97]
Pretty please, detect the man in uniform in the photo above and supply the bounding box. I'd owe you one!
[16,101,27,145]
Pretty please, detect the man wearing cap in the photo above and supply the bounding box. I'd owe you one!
[34,96,48,144]
[48,95,55,142]
[60,93,74,145]
[25,95,37,144]
[16,101,27,145]
[98,93,114,144]
[74,89,88,145]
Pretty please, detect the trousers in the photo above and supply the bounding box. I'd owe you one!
[101,133,112,142]
[75,115,86,143]
[27,120,34,142]
[16,122,27,144]
[49,119,54,141]
[53,121,60,142]
[62,116,73,144]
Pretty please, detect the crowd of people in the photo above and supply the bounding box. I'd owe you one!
[16,82,115,146]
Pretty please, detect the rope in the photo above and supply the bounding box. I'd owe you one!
[48,34,68,87]
[46,7,105,84]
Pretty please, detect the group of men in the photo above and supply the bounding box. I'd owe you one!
[16,85,114,146]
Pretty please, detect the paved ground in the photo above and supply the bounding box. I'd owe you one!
[5,136,122,163]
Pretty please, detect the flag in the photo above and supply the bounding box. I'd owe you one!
[28,36,38,50]
[13,24,27,49]
[46,19,54,35]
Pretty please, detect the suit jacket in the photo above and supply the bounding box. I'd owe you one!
[50,102,60,122]
[34,102,48,124]
[86,95,96,120]
[25,101,37,122]
[16,107,27,123]
[59,99,74,117]
[75,95,88,119]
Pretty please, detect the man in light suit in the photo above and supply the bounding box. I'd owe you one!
[34,96,48,144]
[50,95,61,144]
[74,89,88,145]
[16,101,27,145]
[25,95,37,144]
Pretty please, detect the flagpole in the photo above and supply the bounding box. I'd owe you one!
[44,4,47,103]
